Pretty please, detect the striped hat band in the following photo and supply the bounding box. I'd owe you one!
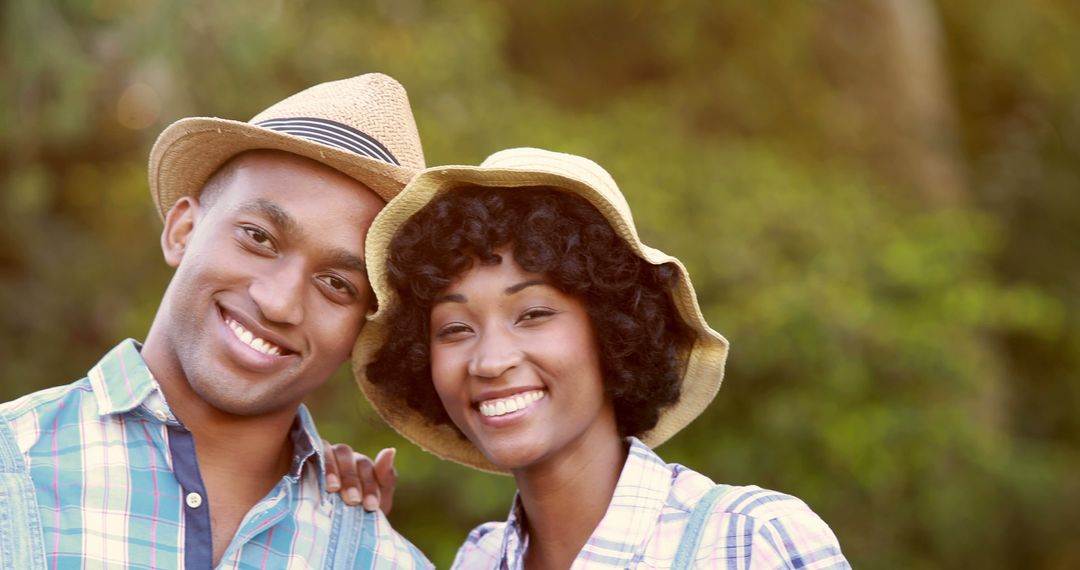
[255,117,400,166]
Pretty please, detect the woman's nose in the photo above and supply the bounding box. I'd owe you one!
[467,328,524,380]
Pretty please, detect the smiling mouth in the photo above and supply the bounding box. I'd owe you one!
[478,389,547,418]
[224,316,290,357]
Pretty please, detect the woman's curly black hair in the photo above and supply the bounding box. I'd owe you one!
[366,185,695,438]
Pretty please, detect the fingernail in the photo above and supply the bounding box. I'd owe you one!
[362,496,379,512]
[326,474,340,491]
[346,488,362,505]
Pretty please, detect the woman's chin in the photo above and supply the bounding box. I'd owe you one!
[479,442,547,472]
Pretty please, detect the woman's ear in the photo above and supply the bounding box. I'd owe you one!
[161,196,199,268]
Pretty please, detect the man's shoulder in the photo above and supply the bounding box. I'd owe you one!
[326,495,433,569]
[0,378,95,422]
[0,378,98,456]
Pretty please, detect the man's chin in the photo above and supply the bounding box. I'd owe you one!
[189,380,295,418]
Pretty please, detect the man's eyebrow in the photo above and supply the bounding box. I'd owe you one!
[238,198,298,236]
[238,199,365,273]
[505,280,546,295]
[325,248,367,275]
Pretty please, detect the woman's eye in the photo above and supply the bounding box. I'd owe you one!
[519,308,556,322]
[436,323,472,339]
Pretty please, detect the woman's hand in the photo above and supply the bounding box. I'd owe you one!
[321,440,397,514]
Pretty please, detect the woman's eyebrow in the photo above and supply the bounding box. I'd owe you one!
[505,280,545,295]
[433,293,466,306]
[433,280,546,306]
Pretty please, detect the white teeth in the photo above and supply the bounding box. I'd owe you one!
[478,390,546,417]
[226,318,284,357]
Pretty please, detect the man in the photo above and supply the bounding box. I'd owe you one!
[0,73,431,569]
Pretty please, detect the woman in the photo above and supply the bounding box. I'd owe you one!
[350,148,849,568]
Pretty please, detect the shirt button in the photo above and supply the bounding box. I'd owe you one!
[185,492,203,509]
[153,409,169,422]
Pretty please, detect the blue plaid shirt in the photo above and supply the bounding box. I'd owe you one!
[0,339,431,569]
[453,438,849,569]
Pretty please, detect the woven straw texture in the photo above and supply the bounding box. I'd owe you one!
[354,148,729,473]
[148,73,425,219]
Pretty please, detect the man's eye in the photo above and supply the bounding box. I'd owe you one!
[243,226,274,249]
[318,274,355,297]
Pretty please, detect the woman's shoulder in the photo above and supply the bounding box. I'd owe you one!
[663,465,850,568]
[667,463,818,520]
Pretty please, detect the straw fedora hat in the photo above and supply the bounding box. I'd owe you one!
[148,73,425,219]
[354,147,729,473]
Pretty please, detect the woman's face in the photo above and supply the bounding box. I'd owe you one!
[429,249,619,472]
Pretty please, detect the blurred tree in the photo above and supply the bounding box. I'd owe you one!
[2,0,1077,568]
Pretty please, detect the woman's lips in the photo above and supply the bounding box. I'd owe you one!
[477,389,547,418]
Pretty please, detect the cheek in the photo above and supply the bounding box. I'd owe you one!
[314,309,366,358]
[430,348,467,413]
[429,348,454,398]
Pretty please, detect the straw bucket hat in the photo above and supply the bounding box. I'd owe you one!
[148,73,425,219]
[354,147,729,473]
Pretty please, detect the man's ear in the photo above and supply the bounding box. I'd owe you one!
[161,196,200,268]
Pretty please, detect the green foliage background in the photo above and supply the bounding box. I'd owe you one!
[3,1,1078,567]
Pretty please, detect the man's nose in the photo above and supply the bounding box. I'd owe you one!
[467,327,524,380]
[249,261,305,326]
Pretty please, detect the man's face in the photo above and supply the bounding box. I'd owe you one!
[157,151,382,417]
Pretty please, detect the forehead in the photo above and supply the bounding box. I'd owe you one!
[208,151,385,242]
[445,253,546,292]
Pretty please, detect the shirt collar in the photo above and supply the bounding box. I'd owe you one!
[500,494,529,570]
[88,339,159,416]
[498,437,674,567]
[290,404,329,495]
[88,339,328,494]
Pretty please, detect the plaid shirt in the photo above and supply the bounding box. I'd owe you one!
[452,438,849,569]
[0,339,431,569]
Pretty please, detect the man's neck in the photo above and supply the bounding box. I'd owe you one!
[180,403,297,566]
[141,332,302,565]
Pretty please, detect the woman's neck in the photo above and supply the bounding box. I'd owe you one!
[513,432,629,570]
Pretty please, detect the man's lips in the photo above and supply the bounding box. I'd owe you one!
[219,307,297,357]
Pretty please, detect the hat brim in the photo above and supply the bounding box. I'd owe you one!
[354,162,729,474]
[148,117,419,219]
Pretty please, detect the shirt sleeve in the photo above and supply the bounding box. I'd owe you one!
[338,507,434,569]
[748,507,850,570]
[693,487,850,570]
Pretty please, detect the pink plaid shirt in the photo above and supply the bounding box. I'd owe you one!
[452,438,849,569]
